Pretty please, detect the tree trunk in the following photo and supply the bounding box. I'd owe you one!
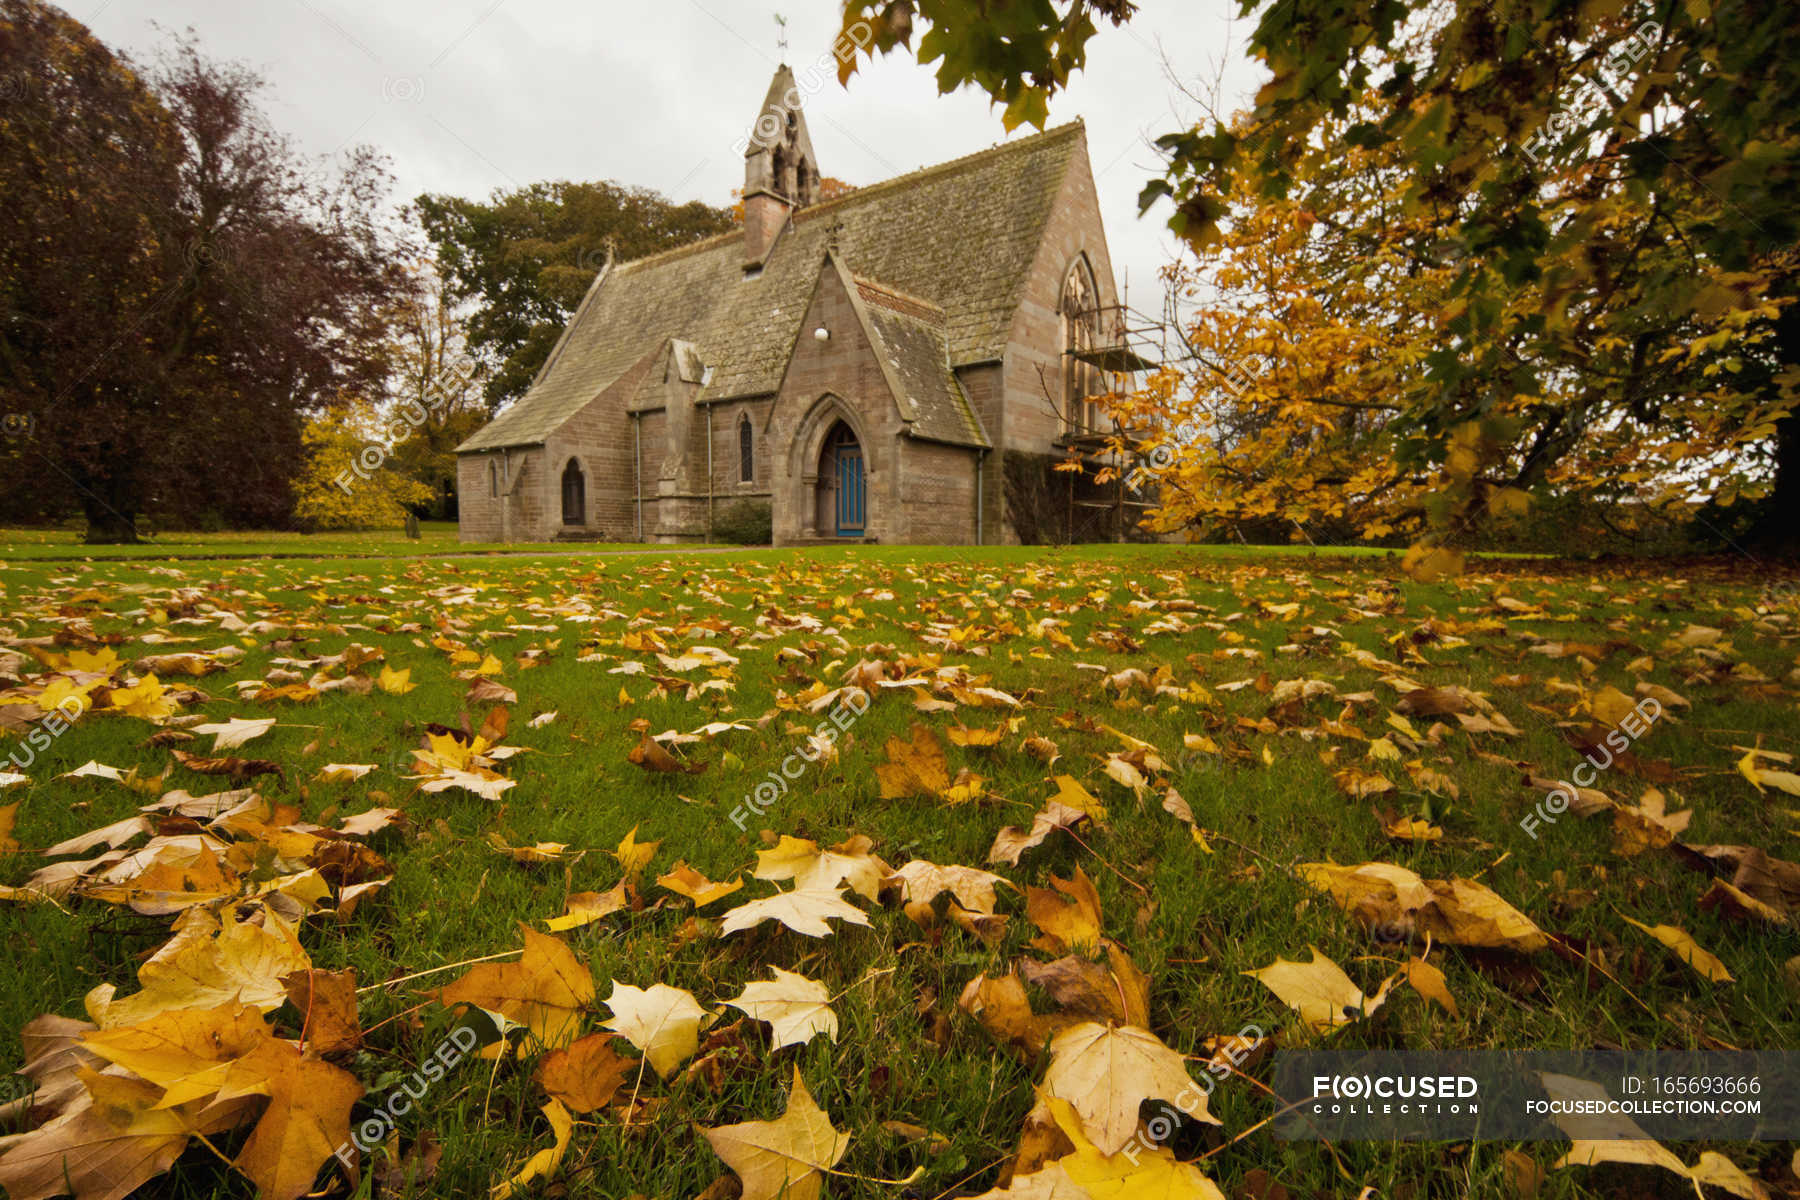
[80,484,140,544]
[1753,409,1800,557]
[1748,292,1800,557]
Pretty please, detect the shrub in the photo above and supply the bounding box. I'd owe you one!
[713,500,772,545]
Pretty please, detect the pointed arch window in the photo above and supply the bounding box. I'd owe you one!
[1061,260,1103,435]
[738,414,755,483]
[488,459,500,498]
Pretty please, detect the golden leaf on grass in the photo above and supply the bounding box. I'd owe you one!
[190,716,276,752]
[875,722,952,799]
[1019,946,1150,1029]
[315,763,375,783]
[485,833,567,864]
[602,981,707,1078]
[81,1002,271,1107]
[1403,956,1458,1017]
[719,887,872,938]
[83,845,241,915]
[702,1067,849,1200]
[1621,916,1733,983]
[221,1038,364,1200]
[1025,867,1103,954]
[725,967,839,1049]
[1045,774,1107,821]
[1383,817,1443,842]
[993,802,1087,867]
[108,674,180,721]
[544,882,629,932]
[1334,767,1395,799]
[958,970,1073,1053]
[537,1033,633,1113]
[0,1071,236,1200]
[657,861,744,907]
[754,835,889,901]
[886,860,1010,915]
[1586,686,1639,729]
[613,825,660,876]
[1042,1022,1217,1155]
[281,968,361,1055]
[1044,1094,1227,1200]
[948,724,1008,747]
[88,908,311,1028]
[1244,947,1393,1033]
[376,664,416,694]
[1738,749,1800,797]
[437,925,594,1049]
[491,1099,572,1200]
[1298,861,1548,952]
[627,731,705,775]
[1696,878,1789,927]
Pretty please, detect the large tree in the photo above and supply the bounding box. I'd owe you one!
[414,182,734,412]
[1123,82,1784,553]
[0,2,405,541]
[837,0,1800,551]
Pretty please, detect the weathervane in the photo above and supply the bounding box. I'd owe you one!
[774,13,788,57]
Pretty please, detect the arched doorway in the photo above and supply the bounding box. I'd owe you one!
[561,459,585,526]
[817,423,864,537]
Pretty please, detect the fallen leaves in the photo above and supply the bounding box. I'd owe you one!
[1245,948,1394,1033]
[726,967,839,1049]
[702,1067,849,1200]
[602,982,708,1078]
[436,925,594,1050]
[1042,1023,1218,1155]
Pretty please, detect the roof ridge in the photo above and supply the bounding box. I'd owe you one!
[795,120,1085,224]
[612,120,1087,277]
[853,275,944,317]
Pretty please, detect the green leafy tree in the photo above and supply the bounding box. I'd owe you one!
[414,182,734,412]
[838,0,1800,550]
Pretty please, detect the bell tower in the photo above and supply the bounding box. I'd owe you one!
[743,64,820,268]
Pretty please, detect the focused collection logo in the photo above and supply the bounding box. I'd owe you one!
[1311,1074,1480,1114]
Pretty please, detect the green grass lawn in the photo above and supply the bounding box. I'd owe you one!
[0,543,1795,1199]
[0,521,685,561]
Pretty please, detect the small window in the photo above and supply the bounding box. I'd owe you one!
[488,460,500,498]
[738,415,754,483]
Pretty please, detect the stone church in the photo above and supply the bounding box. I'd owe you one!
[455,66,1141,545]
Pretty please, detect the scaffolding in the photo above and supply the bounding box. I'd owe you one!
[1050,301,1172,543]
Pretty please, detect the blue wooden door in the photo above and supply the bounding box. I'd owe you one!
[835,446,865,536]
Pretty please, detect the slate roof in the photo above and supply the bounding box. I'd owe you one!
[457,121,1084,453]
[854,279,987,448]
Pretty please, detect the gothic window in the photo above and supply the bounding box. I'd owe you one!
[1060,259,1103,435]
[488,460,500,498]
[771,147,788,199]
[738,414,754,483]
[795,160,812,206]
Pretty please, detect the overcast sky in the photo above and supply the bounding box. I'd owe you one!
[84,0,1265,322]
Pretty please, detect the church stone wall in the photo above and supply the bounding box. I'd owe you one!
[900,439,981,543]
[955,363,1006,544]
[456,448,545,543]
[1000,127,1119,456]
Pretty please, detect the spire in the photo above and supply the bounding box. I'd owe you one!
[742,63,820,268]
